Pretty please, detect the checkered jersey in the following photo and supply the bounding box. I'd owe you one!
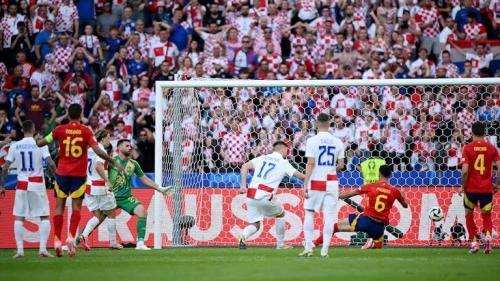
[441,94,456,121]
[260,53,282,72]
[200,31,223,57]
[20,62,35,79]
[95,107,112,127]
[325,61,339,76]
[0,62,7,79]
[466,53,494,74]
[126,44,149,60]
[0,14,27,48]
[54,43,74,73]
[221,132,249,165]
[56,3,79,32]
[457,109,476,140]
[79,35,100,57]
[304,43,322,63]
[440,62,459,78]
[463,23,486,39]
[317,34,337,58]
[290,34,307,53]
[203,55,228,76]
[148,40,179,68]
[415,6,440,37]
[65,92,86,109]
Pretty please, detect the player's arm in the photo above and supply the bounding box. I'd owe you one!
[138,175,163,193]
[91,144,125,173]
[398,190,409,208]
[336,158,345,172]
[95,162,112,191]
[44,156,57,177]
[0,160,12,197]
[495,159,500,193]
[304,157,315,198]
[292,171,305,181]
[239,161,254,194]
[460,163,469,196]
[37,132,53,147]
[339,189,359,199]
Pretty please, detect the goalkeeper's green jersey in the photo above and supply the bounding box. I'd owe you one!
[360,158,386,184]
[108,155,145,199]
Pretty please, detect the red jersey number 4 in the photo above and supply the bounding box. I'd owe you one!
[462,140,500,193]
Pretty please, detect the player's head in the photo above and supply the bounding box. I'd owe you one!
[95,129,111,147]
[316,113,331,130]
[68,103,82,121]
[117,139,132,157]
[379,165,392,180]
[471,121,486,138]
[21,120,35,136]
[273,140,289,157]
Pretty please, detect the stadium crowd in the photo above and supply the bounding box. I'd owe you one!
[0,0,498,174]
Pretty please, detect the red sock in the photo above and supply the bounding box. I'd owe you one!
[333,223,339,233]
[481,213,492,236]
[53,214,63,241]
[465,213,478,241]
[69,211,81,238]
[313,224,338,246]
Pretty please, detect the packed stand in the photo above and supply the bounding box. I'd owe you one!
[0,0,498,174]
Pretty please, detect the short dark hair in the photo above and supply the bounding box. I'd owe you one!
[22,120,35,133]
[68,103,82,120]
[273,141,288,150]
[471,121,486,137]
[117,139,131,147]
[379,165,392,178]
[317,113,331,123]
[95,129,109,142]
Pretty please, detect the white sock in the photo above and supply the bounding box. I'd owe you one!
[82,217,100,239]
[39,220,50,252]
[107,218,117,245]
[321,211,335,255]
[14,220,24,255]
[275,218,285,247]
[242,225,258,240]
[303,211,315,251]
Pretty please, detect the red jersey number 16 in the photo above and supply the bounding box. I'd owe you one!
[63,137,83,158]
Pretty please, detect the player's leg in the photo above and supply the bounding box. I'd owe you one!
[106,209,122,249]
[479,193,493,254]
[38,216,53,257]
[79,210,105,251]
[313,219,351,247]
[239,198,262,250]
[31,187,53,257]
[53,175,69,257]
[320,193,337,257]
[275,212,292,249]
[66,176,87,256]
[463,193,480,253]
[133,203,150,250]
[13,216,25,258]
[299,209,315,257]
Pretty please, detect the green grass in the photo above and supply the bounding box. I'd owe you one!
[0,247,498,281]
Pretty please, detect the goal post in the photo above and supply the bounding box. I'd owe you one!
[154,78,500,249]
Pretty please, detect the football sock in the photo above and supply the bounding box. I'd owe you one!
[314,224,338,246]
[14,220,24,255]
[69,210,81,238]
[82,217,100,239]
[303,211,314,250]
[465,213,478,241]
[242,225,258,240]
[39,220,50,252]
[321,211,334,254]
[481,213,492,236]
[137,217,147,242]
[53,214,63,242]
[107,218,117,245]
[275,218,285,247]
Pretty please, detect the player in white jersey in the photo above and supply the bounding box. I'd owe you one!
[78,129,121,250]
[238,141,305,250]
[300,113,345,257]
[0,121,57,258]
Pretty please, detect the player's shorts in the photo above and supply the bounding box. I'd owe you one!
[304,180,339,213]
[55,175,87,199]
[116,196,142,215]
[85,192,117,212]
[348,213,385,241]
[245,197,284,223]
[463,192,493,213]
[13,190,50,217]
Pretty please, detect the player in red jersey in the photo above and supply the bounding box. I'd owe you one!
[37,104,124,257]
[313,165,408,249]
[459,121,500,254]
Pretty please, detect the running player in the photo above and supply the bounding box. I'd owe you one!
[1,121,57,258]
[238,141,305,250]
[109,139,171,250]
[313,165,408,249]
[300,113,345,257]
[459,121,500,254]
[36,104,124,257]
[78,129,122,250]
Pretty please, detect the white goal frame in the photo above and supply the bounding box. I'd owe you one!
[153,78,500,249]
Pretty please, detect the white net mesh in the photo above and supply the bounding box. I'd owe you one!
[156,79,500,248]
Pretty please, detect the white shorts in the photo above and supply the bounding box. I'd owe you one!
[85,192,116,212]
[13,190,50,218]
[246,197,284,223]
[304,190,339,213]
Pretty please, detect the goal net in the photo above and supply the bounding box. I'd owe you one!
[153,78,500,248]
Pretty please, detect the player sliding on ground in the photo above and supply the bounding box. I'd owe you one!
[109,139,172,250]
[314,165,408,249]
[0,121,57,258]
[78,129,122,250]
[37,104,125,257]
[300,113,345,258]
[459,121,500,254]
[238,141,305,250]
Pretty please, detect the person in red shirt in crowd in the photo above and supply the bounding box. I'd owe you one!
[314,164,408,249]
[459,121,500,254]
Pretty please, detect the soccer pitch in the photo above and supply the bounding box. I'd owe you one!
[0,247,498,281]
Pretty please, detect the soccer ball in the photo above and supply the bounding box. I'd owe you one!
[428,207,444,222]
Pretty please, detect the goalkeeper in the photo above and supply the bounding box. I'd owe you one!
[109,139,172,250]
